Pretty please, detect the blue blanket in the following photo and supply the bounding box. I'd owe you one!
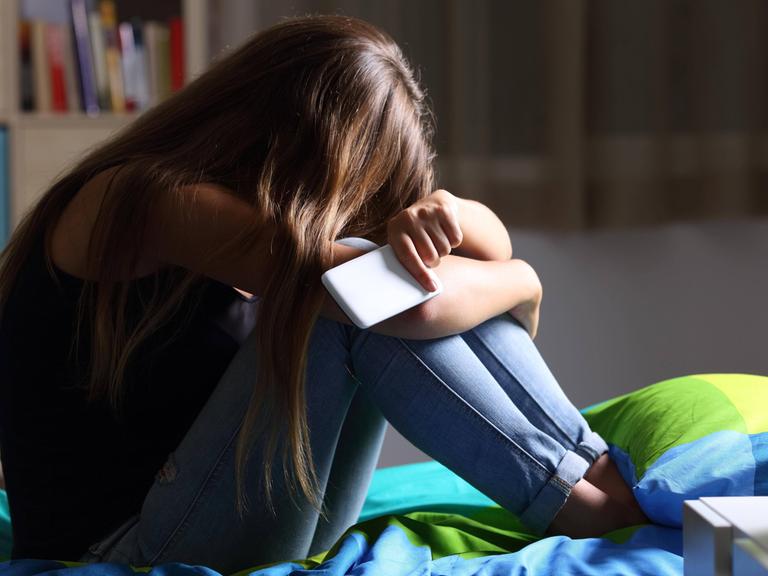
[4,373,768,575]
[0,460,683,575]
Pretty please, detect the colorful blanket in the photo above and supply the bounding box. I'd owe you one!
[1,373,766,575]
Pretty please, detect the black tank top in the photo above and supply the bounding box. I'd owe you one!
[0,238,259,560]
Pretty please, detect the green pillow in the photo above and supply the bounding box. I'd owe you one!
[583,373,768,526]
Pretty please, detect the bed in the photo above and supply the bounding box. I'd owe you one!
[1,373,766,575]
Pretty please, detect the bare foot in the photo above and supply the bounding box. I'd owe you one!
[584,453,634,506]
[584,453,649,526]
[546,479,633,538]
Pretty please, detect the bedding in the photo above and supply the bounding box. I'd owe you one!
[0,373,765,575]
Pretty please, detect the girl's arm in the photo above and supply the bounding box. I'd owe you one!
[335,189,533,340]
[144,183,536,342]
[321,246,541,341]
[451,197,513,261]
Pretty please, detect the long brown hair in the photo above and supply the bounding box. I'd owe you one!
[0,15,435,515]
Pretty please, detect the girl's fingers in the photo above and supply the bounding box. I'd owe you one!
[444,216,463,248]
[385,193,460,292]
[424,221,453,258]
[392,233,439,292]
[409,225,442,268]
[434,192,463,247]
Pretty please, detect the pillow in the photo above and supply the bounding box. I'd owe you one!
[583,373,768,526]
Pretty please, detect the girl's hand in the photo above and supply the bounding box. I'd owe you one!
[386,189,463,291]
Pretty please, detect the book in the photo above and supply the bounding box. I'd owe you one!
[118,21,137,112]
[100,0,125,112]
[87,0,111,111]
[0,128,8,247]
[169,16,184,92]
[70,0,99,115]
[45,24,68,112]
[30,20,51,112]
[61,24,82,112]
[144,21,170,107]
[18,21,34,111]
[128,18,150,111]
[156,24,171,102]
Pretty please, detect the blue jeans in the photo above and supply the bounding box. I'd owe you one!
[79,243,608,574]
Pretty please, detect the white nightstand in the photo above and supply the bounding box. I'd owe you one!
[684,497,768,576]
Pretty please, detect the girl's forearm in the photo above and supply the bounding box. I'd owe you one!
[368,254,540,340]
[318,244,539,341]
[453,198,513,261]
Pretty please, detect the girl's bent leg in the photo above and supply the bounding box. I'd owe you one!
[456,314,645,522]
[347,319,603,535]
[458,313,608,466]
[81,313,382,574]
[81,307,612,571]
[307,386,387,556]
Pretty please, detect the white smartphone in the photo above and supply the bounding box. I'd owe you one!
[321,242,443,329]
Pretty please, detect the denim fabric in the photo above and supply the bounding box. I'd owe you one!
[79,238,608,574]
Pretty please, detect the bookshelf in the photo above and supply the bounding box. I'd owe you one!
[0,0,210,239]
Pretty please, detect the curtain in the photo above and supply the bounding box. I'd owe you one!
[209,0,768,229]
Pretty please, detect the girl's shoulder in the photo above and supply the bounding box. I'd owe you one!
[50,165,269,299]
[49,165,161,282]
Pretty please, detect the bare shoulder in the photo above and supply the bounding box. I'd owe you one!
[49,165,148,279]
[147,181,274,297]
[50,170,277,297]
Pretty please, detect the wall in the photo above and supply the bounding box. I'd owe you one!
[204,0,768,467]
[377,217,768,467]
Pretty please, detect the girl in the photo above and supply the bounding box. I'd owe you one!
[0,15,647,574]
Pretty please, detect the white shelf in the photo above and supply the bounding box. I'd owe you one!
[14,112,140,130]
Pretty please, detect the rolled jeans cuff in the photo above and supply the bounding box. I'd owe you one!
[518,449,592,535]
[574,430,610,466]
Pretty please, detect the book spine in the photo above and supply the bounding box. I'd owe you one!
[100,0,125,112]
[143,21,160,107]
[87,1,110,111]
[31,20,51,113]
[131,19,150,110]
[70,0,99,115]
[61,23,82,112]
[19,21,35,112]
[46,24,68,112]
[118,22,137,112]
[0,127,8,247]
[169,16,184,93]
[156,24,170,102]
